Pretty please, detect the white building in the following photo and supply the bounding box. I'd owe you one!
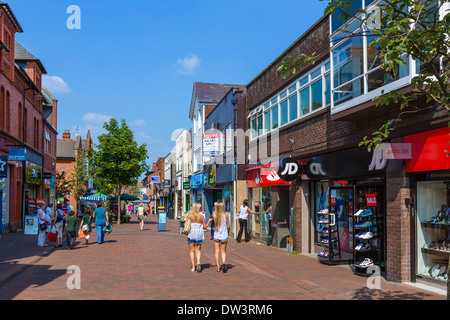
[174,129,191,217]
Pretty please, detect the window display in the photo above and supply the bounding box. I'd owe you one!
[417,180,449,283]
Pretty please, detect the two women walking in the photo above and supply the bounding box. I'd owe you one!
[185,202,230,273]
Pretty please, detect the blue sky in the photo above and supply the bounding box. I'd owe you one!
[9,0,328,169]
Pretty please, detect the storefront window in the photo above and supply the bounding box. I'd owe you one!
[416,180,450,283]
[248,186,272,241]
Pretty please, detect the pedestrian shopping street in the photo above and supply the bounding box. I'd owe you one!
[0,215,444,301]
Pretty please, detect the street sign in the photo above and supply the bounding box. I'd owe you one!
[286,237,293,254]
[151,176,160,184]
[183,181,191,190]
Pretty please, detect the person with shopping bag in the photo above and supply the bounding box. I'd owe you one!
[81,210,92,245]
[37,203,51,247]
[64,211,78,249]
[53,203,65,248]
[93,202,109,244]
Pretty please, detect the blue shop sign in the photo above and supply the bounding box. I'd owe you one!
[8,148,26,161]
[191,174,203,189]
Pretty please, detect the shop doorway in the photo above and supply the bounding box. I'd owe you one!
[319,185,353,265]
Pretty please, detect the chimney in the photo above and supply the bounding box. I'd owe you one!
[62,129,71,140]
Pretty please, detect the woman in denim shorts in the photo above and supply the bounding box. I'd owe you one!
[206,203,230,273]
[186,203,207,272]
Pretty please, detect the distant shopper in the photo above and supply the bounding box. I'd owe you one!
[37,203,51,247]
[186,203,207,272]
[81,210,93,244]
[93,202,109,244]
[263,200,272,238]
[210,202,218,240]
[65,211,78,249]
[236,199,257,243]
[53,203,65,248]
[45,203,54,222]
[137,203,146,231]
[206,203,230,272]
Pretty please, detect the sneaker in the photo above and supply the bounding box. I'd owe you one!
[361,243,371,251]
[359,258,374,267]
[355,243,364,250]
[354,209,364,216]
[360,209,373,217]
[359,232,373,239]
[361,221,373,228]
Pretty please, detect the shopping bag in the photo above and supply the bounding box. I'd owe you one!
[47,227,58,242]
[78,227,85,239]
[103,225,112,234]
[182,219,191,236]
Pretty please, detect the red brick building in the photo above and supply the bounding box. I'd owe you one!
[0,2,55,234]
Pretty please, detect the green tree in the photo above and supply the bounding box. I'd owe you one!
[278,0,449,151]
[91,118,149,223]
[55,170,71,200]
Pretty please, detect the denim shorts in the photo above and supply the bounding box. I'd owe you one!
[187,238,203,245]
[213,237,228,243]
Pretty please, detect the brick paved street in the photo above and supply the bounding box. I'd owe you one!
[0,214,445,301]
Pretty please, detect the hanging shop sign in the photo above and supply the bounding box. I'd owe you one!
[191,174,203,189]
[151,176,160,184]
[404,127,450,173]
[0,155,7,178]
[208,164,216,187]
[246,163,291,188]
[203,133,220,157]
[183,181,191,190]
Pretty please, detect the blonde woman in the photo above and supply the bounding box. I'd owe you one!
[137,203,145,231]
[186,203,207,272]
[206,203,230,272]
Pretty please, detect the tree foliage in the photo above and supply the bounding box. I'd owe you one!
[91,118,149,221]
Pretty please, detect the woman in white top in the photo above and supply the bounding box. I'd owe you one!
[186,203,207,272]
[236,199,257,243]
[137,203,145,231]
[206,203,230,272]
[37,203,51,247]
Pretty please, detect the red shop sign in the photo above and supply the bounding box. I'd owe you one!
[246,163,291,188]
[331,197,336,206]
[405,127,450,173]
[366,194,377,206]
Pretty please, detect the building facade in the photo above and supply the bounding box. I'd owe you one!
[245,0,450,289]
[174,129,192,218]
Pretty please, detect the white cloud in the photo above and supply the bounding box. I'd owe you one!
[176,54,200,75]
[82,112,112,123]
[42,75,72,94]
[132,119,146,127]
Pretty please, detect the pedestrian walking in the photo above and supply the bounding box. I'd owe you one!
[185,203,207,272]
[137,203,146,231]
[37,203,51,247]
[53,203,65,248]
[81,210,92,244]
[93,202,109,244]
[64,211,78,249]
[206,203,230,273]
[236,199,257,243]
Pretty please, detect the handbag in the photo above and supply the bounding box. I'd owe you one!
[103,225,112,234]
[78,227,85,239]
[82,224,89,232]
[39,223,47,231]
[182,218,191,236]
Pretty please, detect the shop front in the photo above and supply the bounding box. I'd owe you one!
[300,146,387,274]
[246,163,291,247]
[405,127,450,286]
[0,155,9,236]
[190,173,204,210]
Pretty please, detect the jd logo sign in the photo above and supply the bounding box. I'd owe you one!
[277,158,302,182]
